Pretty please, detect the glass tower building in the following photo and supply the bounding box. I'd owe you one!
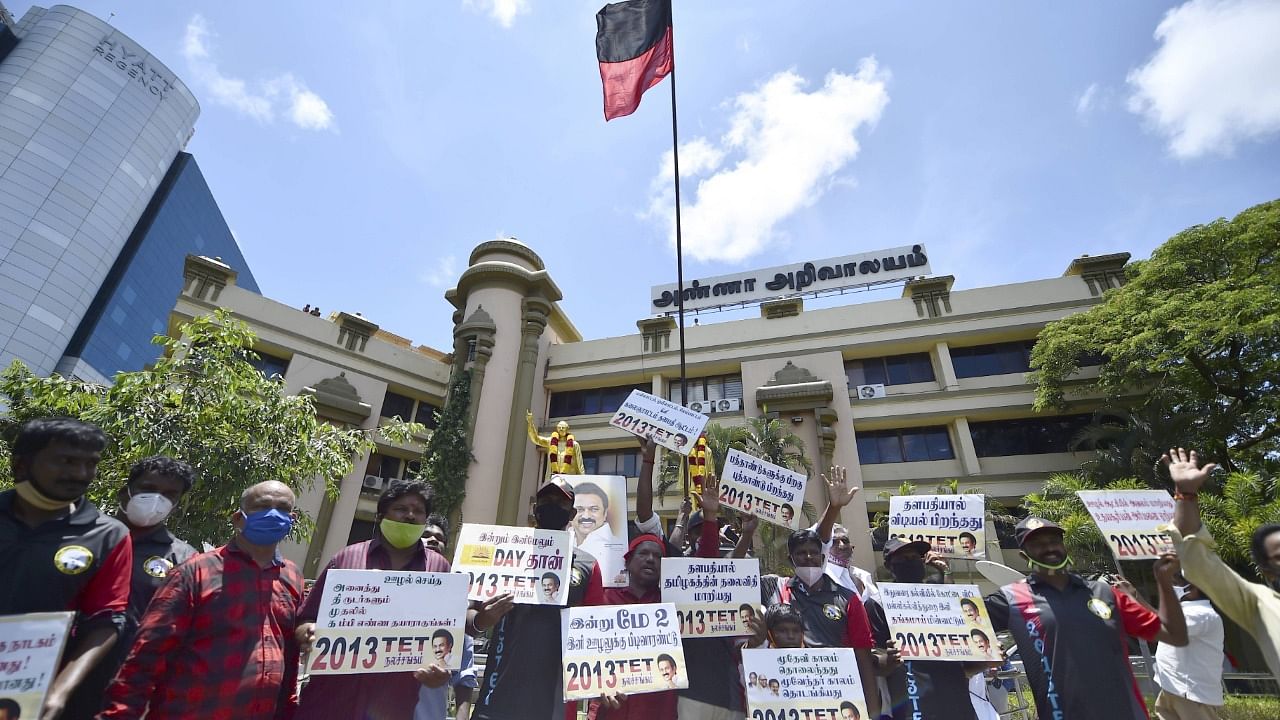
[57,152,259,382]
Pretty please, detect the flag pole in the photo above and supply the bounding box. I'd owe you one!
[668,60,690,499]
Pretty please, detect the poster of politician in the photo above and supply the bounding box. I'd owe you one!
[609,389,709,456]
[453,524,573,605]
[742,648,868,719]
[889,494,986,558]
[561,473,629,587]
[661,558,760,638]
[1077,489,1176,560]
[561,603,687,700]
[0,612,73,720]
[309,569,468,674]
[878,583,1001,662]
[720,449,807,530]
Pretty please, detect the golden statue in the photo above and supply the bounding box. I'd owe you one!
[687,432,710,500]
[527,411,585,482]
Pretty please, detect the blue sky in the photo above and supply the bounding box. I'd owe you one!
[18,0,1280,349]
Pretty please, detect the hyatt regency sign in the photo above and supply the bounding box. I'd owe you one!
[650,244,931,314]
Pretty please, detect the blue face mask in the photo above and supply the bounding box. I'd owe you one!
[240,508,294,545]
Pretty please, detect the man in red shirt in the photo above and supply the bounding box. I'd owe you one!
[1,417,131,720]
[294,480,451,718]
[100,480,304,720]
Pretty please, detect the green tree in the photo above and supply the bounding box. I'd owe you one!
[1030,199,1280,473]
[655,421,749,499]
[413,369,474,540]
[741,416,815,573]
[0,310,418,547]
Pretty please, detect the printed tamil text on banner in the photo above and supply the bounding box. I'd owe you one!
[309,569,467,675]
[561,603,687,700]
[889,494,986,559]
[742,647,868,719]
[879,583,1001,662]
[661,558,760,638]
[0,612,73,719]
[721,449,807,530]
[1077,490,1176,560]
[453,523,573,605]
[609,389,709,456]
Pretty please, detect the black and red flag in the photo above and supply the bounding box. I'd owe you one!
[595,0,673,120]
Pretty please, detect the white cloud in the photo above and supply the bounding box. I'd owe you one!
[183,15,335,132]
[1127,0,1280,158]
[645,58,890,263]
[421,255,458,288]
[1076,83,1099,116]
[465,0,530,28]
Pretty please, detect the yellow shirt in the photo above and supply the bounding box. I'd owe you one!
[1167,525,1280,683]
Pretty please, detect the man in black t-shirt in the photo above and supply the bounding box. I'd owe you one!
[469,478,605,720]
[865,538,980,720]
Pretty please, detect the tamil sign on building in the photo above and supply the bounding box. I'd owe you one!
[650,245,930,314]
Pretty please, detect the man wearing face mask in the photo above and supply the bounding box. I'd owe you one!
[1163,447,1280,684]
[864,537,979,720]
[1150,567,1225,720]
[755,529,881,719]
[1,417,130,720]
[294,480,450,719]
[101,480,304,719]
[983,517,1187,720]
[810,466,879,602]
[469,477,605,720]
[64,456,197,719]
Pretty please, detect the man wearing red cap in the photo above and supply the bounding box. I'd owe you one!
[586,489,720,720]
[985,516,1187,720]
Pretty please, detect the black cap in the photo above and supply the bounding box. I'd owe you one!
[536,477,575,502]
[883,536,931,559]
[1015,517,1064,547]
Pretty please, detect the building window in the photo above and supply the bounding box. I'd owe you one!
[381,390,439,429]
[969,414,1092,457]
[846,353,935,387]
[583,450,640,477]
[549,384,646,417]
[668,375,743,404]
[365,452,407,481]
[855,426,955,464]
[950,340,1037,378]
[248,349,290,379]
[466,338,477,362]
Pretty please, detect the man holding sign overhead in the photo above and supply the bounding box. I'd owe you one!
[294,480,452,719]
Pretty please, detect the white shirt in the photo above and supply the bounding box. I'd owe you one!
[811,523,881,601]
[1154,599,1225,706]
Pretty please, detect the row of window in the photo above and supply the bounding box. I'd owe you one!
[548,343,1103,418]
[381,390,440,429]
[854,414,1091,464]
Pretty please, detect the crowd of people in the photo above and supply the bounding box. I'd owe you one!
[2,416,1278,720]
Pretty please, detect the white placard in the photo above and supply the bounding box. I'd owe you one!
[308,569,467,674]
[742,648,868,718]
[608,389,709,456]
[660,558,760,638]
[0,612,73,718]
[561,474,629,587]
[1077,490,1176,560]
[720,449,808,530]
[879,583,1002,662]
[561,603,687,700]
[453,524,573,605]
[650,244,932,314]
[888,494,987,559]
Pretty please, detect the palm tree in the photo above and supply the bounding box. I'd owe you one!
[1070,404,1194,488]
[655,422,749,500]
[1199,471,1280,576]
[1023,472,1147,574]
[741,416,815,573]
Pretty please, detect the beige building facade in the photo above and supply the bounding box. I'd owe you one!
[171,241,1129,576]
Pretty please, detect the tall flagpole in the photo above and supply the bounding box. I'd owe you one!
[668,54,690,498]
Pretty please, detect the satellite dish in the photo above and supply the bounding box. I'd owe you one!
[976,560,1025,587]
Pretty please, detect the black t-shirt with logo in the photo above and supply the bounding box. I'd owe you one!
[473,547,601,720]
[865,597,978,720]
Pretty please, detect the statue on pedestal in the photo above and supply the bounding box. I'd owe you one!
[527,411,584,483]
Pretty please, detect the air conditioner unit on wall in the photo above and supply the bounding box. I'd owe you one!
[856,384,887,400]
[716,398,741,413]
[687,400,708,414]
[363,475,386,490]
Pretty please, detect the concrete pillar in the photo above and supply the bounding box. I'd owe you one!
[496,298,552,525]
[953,417,981,476]
[935,341,959,391]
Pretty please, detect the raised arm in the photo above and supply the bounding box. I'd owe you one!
[815,465,858,543]
[635,438,658,526]
[668,497,693,550]
[1164,447,1216,536]
[1150,553,1188,646]
[697,481,721,558]
[732,514,758,559]
[526,411,549,449]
